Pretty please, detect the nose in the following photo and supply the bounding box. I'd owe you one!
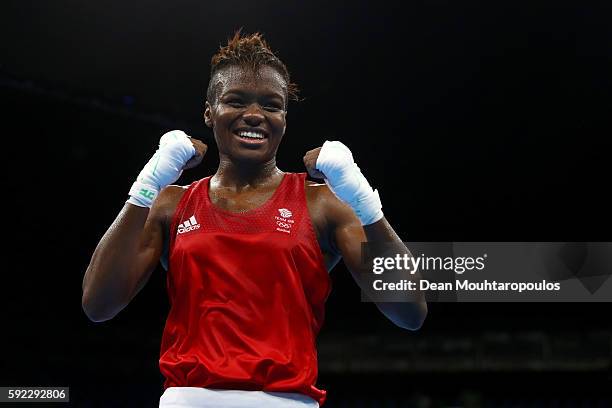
[242,103,265,126]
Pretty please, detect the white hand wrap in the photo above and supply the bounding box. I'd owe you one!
[315,140,383,225]
[127,130,196,208]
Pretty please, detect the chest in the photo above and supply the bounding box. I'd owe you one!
[208,185,278,213]
[167,177,335,270]
[206,182,328,238]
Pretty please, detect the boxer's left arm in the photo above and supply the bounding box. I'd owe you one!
[324,190,427,330]
[304,143,427,330]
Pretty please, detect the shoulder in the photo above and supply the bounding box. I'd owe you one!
[150,183,192,226]
[304,179,356,227]
[304,180,334,212]
[158,184,189,204]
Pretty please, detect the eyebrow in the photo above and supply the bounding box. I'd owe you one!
[223,89,284,101]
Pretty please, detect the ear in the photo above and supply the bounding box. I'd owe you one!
[204,101,213,128]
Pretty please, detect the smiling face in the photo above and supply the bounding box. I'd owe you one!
[204,64,288,164]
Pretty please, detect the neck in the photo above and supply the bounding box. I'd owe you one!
[213,155,283,190]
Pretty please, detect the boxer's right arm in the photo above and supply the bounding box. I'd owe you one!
[82,130,205,322]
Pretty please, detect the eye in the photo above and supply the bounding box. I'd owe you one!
[263,103,284,112]
[225,99,245,108]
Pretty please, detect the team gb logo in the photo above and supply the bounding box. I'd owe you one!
[278,208,293,218]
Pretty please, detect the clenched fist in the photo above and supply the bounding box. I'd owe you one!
[303,146,325,179]
[303,141,383,226]
[183,136,208,170]
[128,130,205,208]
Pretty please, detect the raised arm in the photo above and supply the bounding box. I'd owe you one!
[82,130,206,322]
[304,141,427,330]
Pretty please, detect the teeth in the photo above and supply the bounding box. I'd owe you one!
[238,131,264,139]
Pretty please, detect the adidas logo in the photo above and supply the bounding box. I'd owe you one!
[177,215,200,234]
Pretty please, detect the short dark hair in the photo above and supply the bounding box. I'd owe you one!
[206,30,299,106]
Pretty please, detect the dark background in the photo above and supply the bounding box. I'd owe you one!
[2,1,612,406]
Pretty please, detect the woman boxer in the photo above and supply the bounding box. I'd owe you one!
[82,31,426,407]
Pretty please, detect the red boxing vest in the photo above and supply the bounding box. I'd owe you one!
[160,172,331,406]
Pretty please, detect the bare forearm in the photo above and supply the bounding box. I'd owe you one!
[82,203,152,322]
[363,217,428,330]
[362,217,403,242]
